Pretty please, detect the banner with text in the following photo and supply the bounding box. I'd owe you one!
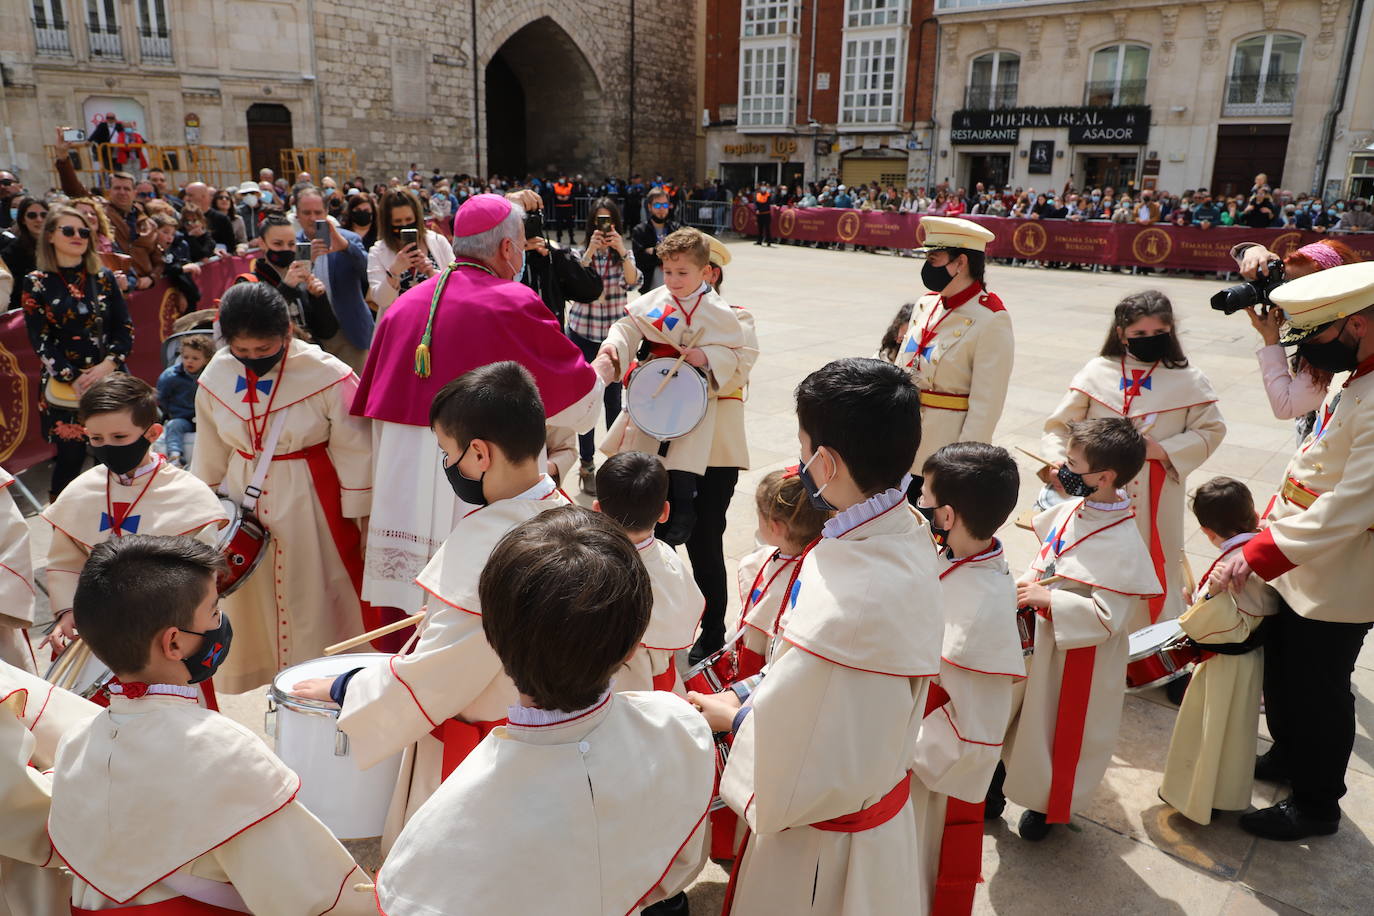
[0,256,252,473]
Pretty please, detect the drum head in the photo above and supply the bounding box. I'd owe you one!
[270,653,390,711]
[1127,619,1185,660]
[625,358,710,441]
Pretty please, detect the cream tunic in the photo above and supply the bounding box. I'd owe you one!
[1002,499,1162,821]
[338,482,569,849]
[719,497,943,915]
[897,284,1015,471]
[0,661,99,916]
[601,284,756,474]
[616,538,703,696]
[193,339,374,692]
[0,472,37,674]
[50,691,370,914]
[729,546,804,676]
[42,458,228,616]
[1160,537,1279,824]
[1042,355,1225,630]
[376,691,715,915]
[911,543,1024,912]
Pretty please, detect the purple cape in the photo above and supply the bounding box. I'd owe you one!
[351,265,596,425]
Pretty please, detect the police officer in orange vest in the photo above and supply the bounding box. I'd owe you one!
[754,182,774,247]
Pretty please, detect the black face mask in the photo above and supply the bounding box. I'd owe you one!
[178,613,233,684]
[91,432,152,476]
[919,504,950,545]
[233,347,285,378]
[265,248,296,269]
[1057,465,1097,498]
[443,444,488,506]
[921,260,954,293]
[352,210,373,226]
[1125,333,1172,363]
[1297,320,1360,373]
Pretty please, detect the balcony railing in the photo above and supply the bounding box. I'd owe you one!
[88,29,122,59]
[964,85,1018,110]
[1223,73,1298,117]
[140,33,172,62]
[1084,79,1147,107]
[34,24,70,55]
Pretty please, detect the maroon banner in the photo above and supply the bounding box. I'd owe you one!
[0,255,253,473]
[732,205,1374,270]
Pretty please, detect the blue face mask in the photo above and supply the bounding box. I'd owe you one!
[7,208,16,222]
[798,448,838,512]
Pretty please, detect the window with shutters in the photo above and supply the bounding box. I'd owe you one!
[32,0,70,55]
[86,0,122,59]
[137,0,172,63]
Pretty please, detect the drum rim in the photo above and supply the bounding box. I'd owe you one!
[269,654,389,716]
[1126,620,1185,661]
[625,357,710,441]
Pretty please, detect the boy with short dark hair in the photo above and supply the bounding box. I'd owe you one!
[376,506,715,914]
[292,360,570,849]
[998,417,1162,841]
[1159,477,1278,824]
[911,442,1024,913]
[49,535,371,914]
[42,375,227,668]
[694,357,943,914]
[594,451,704,695]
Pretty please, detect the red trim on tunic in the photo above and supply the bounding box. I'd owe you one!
[0,687,29,718]
[628,803,712,916]
[386,654,439,729]
[1068,386,1218,421]
[0,560,36,596]
[72,897,244,914]
[938,656,1026,679]
[319,866,361,915]
[1243,528,1295,580]
[1144,459,1169,624]
[1046,646,1096,823]
[779,636,938,679]
[53,777,301,904]
[506,691,614,730]
[29,682,55,731]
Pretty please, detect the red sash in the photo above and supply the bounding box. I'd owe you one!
[74,897,242,915]
[921,683,986,915]
[1046,646,1097,823]
[651,654,679,693]
[1144,459,1168,624]
[236,442,384,644]
[430,717,504,780]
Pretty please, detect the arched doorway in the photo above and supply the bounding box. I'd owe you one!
[246,103,293,178]
[484,17,605,178]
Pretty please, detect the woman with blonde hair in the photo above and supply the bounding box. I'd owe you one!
[20,205,133,496]
[366,188,454,318]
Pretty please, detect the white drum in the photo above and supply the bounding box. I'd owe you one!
[625,357,710,441]
[268,654,401,839]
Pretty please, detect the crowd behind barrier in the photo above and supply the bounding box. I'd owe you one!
[730,205,1374,272]
[0,255,252,473]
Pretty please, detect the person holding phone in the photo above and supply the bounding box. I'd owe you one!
[570,198,640,494]
[366,189,453,320]
[294,187,371,371]
[245,215,339,344]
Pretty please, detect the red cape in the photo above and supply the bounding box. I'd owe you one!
[351,265,596,425]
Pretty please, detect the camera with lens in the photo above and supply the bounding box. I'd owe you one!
[1210,259,1285,314]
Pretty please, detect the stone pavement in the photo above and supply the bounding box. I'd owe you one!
[16,241,1372,914]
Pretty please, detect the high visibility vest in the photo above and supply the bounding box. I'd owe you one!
[554,182,573,203]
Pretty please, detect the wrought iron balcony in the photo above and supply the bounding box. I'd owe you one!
[88,29,123,59]
[1084,79,1147,107]
[964,85,1018,111]
[34,24,70,55]
[140,32,172,62]
[1223,73,1298,117]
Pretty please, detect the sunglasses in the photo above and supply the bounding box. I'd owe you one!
[651,203,670,210]
[0,178,15,187]
[58,225,92,239]
[26,211,48,220]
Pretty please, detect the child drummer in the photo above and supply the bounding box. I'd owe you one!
[1159,477,1278,824]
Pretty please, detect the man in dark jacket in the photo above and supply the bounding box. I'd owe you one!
[507,189,601,328]
[630,189,682,292]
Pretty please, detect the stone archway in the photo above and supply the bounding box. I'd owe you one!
[483,16,607,178]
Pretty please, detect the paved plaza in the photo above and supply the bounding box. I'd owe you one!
[17,240,1372,915]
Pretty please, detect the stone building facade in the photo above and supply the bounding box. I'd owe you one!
[2,0,700,188]
[929,0,1368,198]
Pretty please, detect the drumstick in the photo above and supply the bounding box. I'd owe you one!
[324,613,425,656]
[651,328,706,399]
[353,883,377,893]
[1181,550,1198,598]
[1015,445,1055,467]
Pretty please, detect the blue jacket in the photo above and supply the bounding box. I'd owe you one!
[157,362,200,421]
[297,225,373,350]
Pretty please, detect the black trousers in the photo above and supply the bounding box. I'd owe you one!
[687,466,740,661]
[756,212,772,244]
[1263,596,1371,818]
[50,440,88,497]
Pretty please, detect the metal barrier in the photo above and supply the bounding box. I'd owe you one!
[681,199,732,236]
[545,195,729,237]
[280,149,358,185]
[46,143,250,191]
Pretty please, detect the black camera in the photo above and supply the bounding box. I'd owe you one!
[1210,259,1285,314]
[523,210,544,241]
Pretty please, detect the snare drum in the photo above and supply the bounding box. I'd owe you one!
[683,647,739,697]
[625,357,710,441]
[267,655,402,839]
[215,497,270,596]
[1016,606,1038,657]
[44,639,114,706]
[1125,620,1202,692]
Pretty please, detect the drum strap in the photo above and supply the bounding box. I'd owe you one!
[431,718,505,780]
[240,412,289,513]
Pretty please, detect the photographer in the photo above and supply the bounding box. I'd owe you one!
[1232,240,1361,441]
[247,215,340,344]
[367,189,452,319]
[504,189,602,328]
[569,198,640,494]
